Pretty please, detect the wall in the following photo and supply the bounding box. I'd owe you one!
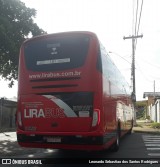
[0,99,17,132]
[150,99,160,123]
[151,105,155,122]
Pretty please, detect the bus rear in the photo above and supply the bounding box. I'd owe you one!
[17,32,104,150]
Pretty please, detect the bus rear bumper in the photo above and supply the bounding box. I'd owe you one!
[17,133,116,151]
[18,142,107,151]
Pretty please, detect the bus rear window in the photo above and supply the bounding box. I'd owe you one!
[24,34,90,71]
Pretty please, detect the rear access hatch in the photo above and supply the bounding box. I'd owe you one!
[21,92,93,132]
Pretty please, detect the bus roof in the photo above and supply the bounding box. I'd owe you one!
[23,31,98,44]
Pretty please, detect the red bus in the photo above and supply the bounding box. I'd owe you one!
[16,31,133,151]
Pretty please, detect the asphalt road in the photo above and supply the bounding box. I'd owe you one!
[0,132,160,167]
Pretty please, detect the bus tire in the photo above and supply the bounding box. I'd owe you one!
[127,119,133,135]
[111,124,120,152]
[128,127,132,135]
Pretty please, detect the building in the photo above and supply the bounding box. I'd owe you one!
[143,92,160,123]
[152,98,160,123]
[0,98,17,132]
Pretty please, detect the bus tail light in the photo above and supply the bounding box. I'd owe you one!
[92,109,100,127]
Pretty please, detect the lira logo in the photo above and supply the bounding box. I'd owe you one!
[24,108,65,118]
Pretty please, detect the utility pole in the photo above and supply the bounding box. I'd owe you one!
[154,80,155,98]
[123,34,143,125]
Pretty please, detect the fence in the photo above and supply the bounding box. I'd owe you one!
[0,98,17,132]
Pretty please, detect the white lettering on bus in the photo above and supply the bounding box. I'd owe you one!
[29,71,81,79]
[24,108,65,118]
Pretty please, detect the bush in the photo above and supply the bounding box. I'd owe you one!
[151,123,160,129]
[146,115,150,120]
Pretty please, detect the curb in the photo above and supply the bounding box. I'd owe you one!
[132,128,160,135]
[0,128,16,133]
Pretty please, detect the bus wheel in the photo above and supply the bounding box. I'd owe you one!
[127,128,132,135]
[110,126,120,152]
[128,119,133,135]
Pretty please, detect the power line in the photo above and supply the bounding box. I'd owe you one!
[123,0,144,101]
[135,0,144,51]
[135,60,160,81]
[109,51,131,64]
[135,0,139,36]
[132,0,135,35]
[138,56,160,69]
[135,61,153,83]
[136,0,144,36]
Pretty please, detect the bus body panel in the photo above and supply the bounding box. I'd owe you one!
[20,93,94,132]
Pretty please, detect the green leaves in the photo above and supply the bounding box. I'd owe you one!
[0,0,45,87]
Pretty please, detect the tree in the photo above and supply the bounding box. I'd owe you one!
[136,100,148,119]
[0,0,45,87]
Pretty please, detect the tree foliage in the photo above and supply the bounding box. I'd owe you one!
[136,100,147,119]
[0,0,45,87]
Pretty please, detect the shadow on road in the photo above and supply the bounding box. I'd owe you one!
[0,132,137,158]
[0,140,40,157]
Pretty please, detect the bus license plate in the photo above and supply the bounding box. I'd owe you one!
[46,137,61,143]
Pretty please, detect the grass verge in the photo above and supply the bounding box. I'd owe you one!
[150,123,160,129]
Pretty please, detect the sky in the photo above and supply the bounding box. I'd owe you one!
[1,0,160,101]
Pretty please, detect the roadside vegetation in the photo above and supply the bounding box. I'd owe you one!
[150,122,160,129]
[134,123,143,128]
[136,101,147,120]
[135,101,160,129]
[136,120,160,129]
